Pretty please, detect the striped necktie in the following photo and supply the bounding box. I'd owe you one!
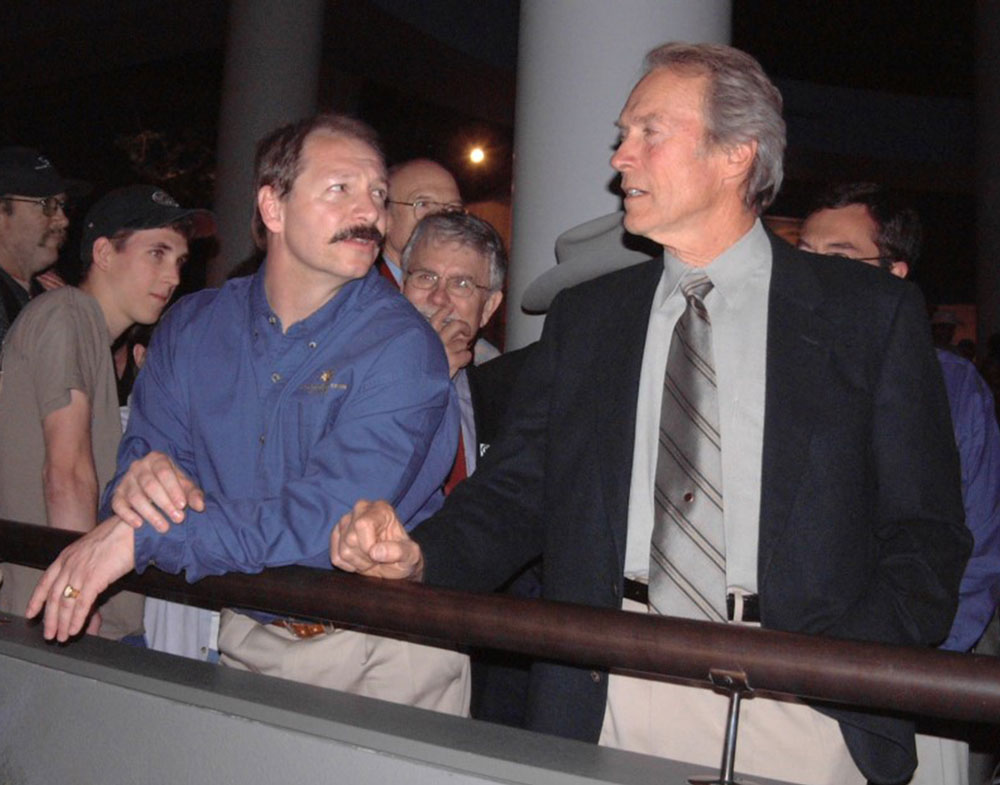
[648,272,727,622]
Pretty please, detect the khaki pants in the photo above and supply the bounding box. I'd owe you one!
[910,734,968,785]
[218,609,470,716]
[599,599,864,785]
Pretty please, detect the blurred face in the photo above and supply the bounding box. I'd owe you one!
[797,204,907,278]
[403,235,502,336]
[611,69,734,248]
[385,161,461,262]
[260,132,387,290]
[798,204,880,260]
[0,193,69,281]
[102,227,187,331]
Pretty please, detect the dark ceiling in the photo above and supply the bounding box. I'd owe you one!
[0,0,979,302]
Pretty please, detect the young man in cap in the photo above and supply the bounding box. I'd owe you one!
[0,146,86,344]
[0,185,213,639]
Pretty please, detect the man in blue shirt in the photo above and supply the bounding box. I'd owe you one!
[28,114,467,714]
[798,181,1000,785]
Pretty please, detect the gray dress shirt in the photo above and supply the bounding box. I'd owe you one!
[624,220,772,595]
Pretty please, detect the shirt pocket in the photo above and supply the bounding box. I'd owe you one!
[281,377,351,469]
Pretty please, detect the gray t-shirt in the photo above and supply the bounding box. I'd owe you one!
[0,286,142,639]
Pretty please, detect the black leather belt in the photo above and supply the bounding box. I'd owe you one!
[623,577,651,604]
[623,578,760,623]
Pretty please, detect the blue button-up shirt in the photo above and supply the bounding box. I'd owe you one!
[104,265,458,583]
[937,349,1000,651]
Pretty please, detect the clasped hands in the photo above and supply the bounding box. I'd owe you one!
[26,454,421,642]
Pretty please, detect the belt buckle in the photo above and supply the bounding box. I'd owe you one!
[726,591,760,624]
[274,619,330,639]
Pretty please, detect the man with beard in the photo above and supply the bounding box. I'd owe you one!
[0,147,81,344]
[28,114,467,714]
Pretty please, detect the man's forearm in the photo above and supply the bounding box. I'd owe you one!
[43,465,99,533]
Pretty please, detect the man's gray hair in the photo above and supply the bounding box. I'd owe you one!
[644,42,786,213]
[400,211,507,291]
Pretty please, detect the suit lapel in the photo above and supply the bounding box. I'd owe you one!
[594,258,663,565]
[758,238,836,585]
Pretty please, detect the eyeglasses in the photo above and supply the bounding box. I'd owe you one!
[386,199,464,221]
[405,270,491,299]
[4,195,69,217]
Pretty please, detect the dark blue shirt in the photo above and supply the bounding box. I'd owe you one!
[104,266,458,582]
[937,349,1000,651]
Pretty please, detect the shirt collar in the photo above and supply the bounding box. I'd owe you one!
[659,218,769,305]
[0,265,31,304]
[248,261,379,337]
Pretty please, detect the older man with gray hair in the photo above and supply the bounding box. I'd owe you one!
[333,42,968,784]
[399,210,507,488]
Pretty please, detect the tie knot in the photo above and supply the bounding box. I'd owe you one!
[680,273,713,304]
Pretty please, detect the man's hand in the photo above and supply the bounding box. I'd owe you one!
[110,451,205,533]
[428,307,474,378]
[34,270,67,292]
[26,517,137,642]
[331,500,424,580]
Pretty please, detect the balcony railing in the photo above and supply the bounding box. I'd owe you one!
[4,517,999,728]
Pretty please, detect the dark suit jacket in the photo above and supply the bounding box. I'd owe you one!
[414,234,970,784]
[466,345,533,454]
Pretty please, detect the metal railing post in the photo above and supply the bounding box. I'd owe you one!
[689,669,756,785]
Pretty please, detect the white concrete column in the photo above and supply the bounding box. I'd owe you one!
[506,0,731,348]
[208,0,325,285]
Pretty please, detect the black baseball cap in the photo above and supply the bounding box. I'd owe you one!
[80,185,215,261]
[0,146,89,197]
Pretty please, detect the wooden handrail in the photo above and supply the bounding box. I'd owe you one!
[3,518,999,724]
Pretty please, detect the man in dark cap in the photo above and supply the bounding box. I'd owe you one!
[0,185,213,640]
[0,147,87,344]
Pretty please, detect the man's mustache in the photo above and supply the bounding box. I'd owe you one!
[330,224,383,244]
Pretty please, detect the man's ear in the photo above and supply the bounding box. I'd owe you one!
[479,290,503,328]
[724,139,756,179]
[90,237,114,272]
[257,185,284,235]
[889,260,909,280]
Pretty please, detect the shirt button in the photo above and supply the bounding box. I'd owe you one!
[683,491,695,503]
[259,434,265,444]
[590,670,601,683]
[271,372,281,383]
[308,341,317,349]
[268,315,277,325]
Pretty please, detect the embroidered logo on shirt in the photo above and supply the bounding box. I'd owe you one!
[301,369,347,394]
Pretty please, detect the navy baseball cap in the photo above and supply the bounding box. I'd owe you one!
[80,185,215,261]
[0,146,89,197]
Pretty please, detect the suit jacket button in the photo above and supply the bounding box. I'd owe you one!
[590,670,601,683]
